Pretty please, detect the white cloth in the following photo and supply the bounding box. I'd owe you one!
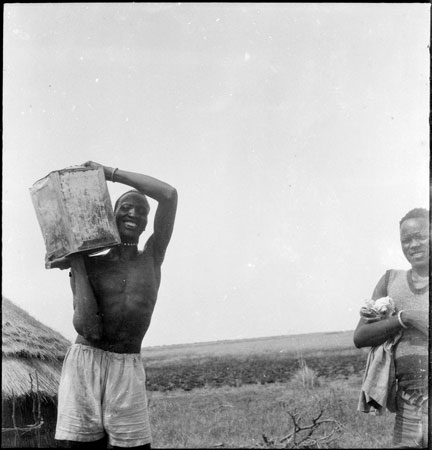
[358,333,401,415]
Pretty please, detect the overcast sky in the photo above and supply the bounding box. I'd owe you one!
[3,3,430,347]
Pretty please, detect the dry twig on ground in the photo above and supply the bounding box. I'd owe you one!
[261,408,343,449]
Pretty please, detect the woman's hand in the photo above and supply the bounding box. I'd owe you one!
[400,310,428,335]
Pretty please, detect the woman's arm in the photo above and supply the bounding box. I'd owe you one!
[353,272,402,348]
[70,255,103,342]
[353,315,402,348]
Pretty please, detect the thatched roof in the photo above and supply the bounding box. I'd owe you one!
[2,296,71,400]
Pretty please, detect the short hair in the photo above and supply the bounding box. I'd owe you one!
[399,208,429,227]
[114,190,150,215]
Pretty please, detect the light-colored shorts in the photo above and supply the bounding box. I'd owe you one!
[55,344,152,447]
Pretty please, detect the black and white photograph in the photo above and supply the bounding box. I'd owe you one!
[2,3,430,448]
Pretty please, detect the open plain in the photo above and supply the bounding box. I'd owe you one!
[142,331,394,448]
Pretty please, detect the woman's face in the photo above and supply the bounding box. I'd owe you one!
[400,217,429,272]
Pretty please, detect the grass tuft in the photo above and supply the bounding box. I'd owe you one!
[290,351,320,390]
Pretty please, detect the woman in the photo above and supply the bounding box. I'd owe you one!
[354,208,429,448]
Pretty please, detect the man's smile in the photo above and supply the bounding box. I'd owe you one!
[123,221,138,230]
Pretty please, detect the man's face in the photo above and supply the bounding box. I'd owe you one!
[400,217,429,271]
[115,193,149,241]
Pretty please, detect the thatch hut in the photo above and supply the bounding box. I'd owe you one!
[2,296,71,448]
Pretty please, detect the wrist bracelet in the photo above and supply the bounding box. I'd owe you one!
[111,167,119,182]
[398,310,408,329]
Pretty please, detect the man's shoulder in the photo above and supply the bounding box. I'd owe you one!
[87,250,112,261]
[142,234,157,255]
[83,251,111,269]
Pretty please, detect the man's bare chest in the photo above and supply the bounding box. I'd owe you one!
[86,254,160,301]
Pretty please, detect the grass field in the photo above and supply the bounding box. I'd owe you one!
[142,330,363,364]
[141,331,394,448]
[147,377,394,448]
[3,330,394,448]
[141,330,369,392]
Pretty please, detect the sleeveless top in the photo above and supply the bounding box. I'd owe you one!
[386,269,428,391]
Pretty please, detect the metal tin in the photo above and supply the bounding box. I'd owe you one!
[30,166,121,269]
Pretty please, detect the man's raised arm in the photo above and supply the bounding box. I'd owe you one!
[83,161,178,261]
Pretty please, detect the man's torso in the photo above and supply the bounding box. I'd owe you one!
[76,240,161,353]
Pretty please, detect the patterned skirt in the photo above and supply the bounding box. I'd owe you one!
[393,389,428,448]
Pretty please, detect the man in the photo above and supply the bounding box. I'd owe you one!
[55,161,178,449]
[354,208,429,448]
